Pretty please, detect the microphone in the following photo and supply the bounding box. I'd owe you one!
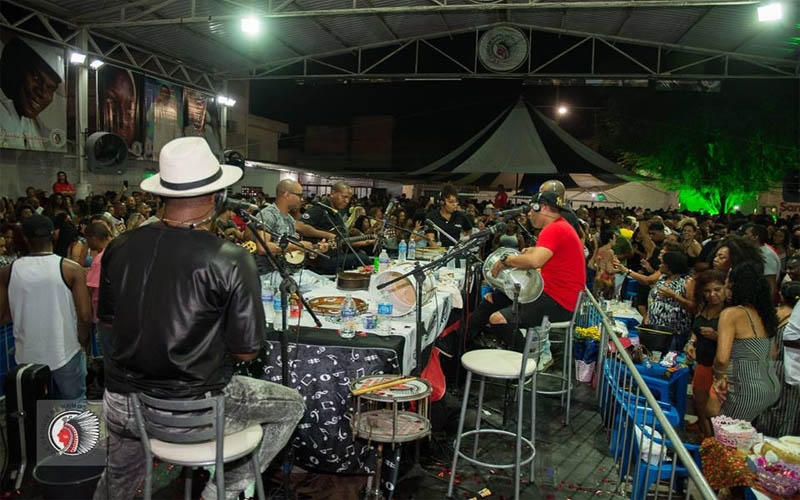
[467,222,507,241]
[312,200,338,214]
[225,197,259,212]
[496,205,531,218]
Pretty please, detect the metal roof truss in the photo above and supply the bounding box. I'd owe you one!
[233,22,799,81]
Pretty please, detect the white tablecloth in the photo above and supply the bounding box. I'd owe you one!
[265,264,465,374]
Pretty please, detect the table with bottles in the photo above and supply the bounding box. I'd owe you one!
[235,261,465,474]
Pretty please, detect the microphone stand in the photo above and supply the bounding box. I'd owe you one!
[378,234,486,486]
[239,210,327,499]
[322,209,366,273]
[425,218,459,247]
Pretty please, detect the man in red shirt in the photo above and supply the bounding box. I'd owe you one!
[493,184,508,209]
[468,191,586,369]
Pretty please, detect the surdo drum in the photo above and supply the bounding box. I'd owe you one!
[370,263,435,317]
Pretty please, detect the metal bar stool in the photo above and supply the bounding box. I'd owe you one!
[131,393,266,500]
[446,324,542,500]
[531,291,586,427]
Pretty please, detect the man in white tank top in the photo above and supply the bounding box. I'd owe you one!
[0,214,91,400]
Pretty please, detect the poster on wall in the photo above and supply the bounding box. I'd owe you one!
[0,34,67,152]
[183,88,222,160]
[98,65,144,156]
[144,77,183,160]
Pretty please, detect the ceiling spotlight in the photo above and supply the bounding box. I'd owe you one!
[241,16,261,35]
[70,52,87,64]
[758,2,782,21]
[216,95,236,107]
[89,59,104,70]
[557,105,568,116]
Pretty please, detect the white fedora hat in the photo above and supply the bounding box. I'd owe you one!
[140,137,242,197]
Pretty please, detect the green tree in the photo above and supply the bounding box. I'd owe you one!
[598,82,798,214]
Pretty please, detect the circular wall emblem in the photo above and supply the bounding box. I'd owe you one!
[478,26,529,73]
[47,410,101,456]
[50,128,66,148]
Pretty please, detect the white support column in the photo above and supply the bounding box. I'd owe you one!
[76,29,90,196]
[220,80,228,153]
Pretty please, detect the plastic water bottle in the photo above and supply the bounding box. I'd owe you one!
[398,239,407,262]
[261,279,274,327]
[340,294,357,339]
[272,288,283,325]
[379,249,390,269]
[407,238,416,261]
[377,291,393,334]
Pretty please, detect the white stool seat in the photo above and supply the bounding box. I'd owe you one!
[150,424,264,467]
[462,349,537,379]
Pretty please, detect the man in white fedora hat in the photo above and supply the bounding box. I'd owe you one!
[94,137,304,500]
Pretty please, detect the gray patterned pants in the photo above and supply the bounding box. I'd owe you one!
[92,376,305,500]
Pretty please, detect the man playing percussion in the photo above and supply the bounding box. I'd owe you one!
[297,181,376,274]
[254,179,326,274]
[467,191,586,370]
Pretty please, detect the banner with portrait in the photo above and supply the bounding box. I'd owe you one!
[144,77,183,160]
[182,88,223,160]
[0,34,67,152]
[98,65,144,156]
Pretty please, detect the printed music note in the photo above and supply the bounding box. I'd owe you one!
[355,367,366,378]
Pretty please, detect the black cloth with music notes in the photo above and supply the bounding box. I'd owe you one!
[233,327,403,474]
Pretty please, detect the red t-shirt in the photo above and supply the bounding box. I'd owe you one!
[536,217,586,311]
[52,182,75,194]
[494,191,508,209]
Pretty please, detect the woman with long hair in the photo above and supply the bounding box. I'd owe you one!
[712,235,762,274]
[712,261,780,422]
[755,281,800,436]
[52,170,76,197]
[685,269,727,437]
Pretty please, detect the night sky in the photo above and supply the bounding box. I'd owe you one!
[249,78,798,171]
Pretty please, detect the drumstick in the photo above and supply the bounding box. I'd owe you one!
[351,377,416,396]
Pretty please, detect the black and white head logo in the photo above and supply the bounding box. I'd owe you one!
[48,410,101,456]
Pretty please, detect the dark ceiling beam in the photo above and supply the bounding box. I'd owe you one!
[83,1,764,27]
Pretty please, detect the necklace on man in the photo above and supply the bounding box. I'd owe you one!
[161,214,214,230]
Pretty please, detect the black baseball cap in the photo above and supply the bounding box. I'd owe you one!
[22,214,54,238]
[533,191,562,209]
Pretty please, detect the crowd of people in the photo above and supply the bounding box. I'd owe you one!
[0,136,799,497]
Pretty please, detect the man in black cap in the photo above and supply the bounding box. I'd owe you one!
[0,214,91,399]
[467,191,586,371]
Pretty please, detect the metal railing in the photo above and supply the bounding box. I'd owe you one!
[575,290,716,500]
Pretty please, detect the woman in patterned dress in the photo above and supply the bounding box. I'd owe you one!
[646,251,695,352]
[712,261,780,422]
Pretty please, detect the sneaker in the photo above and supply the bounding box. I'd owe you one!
[536,351,554,372]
